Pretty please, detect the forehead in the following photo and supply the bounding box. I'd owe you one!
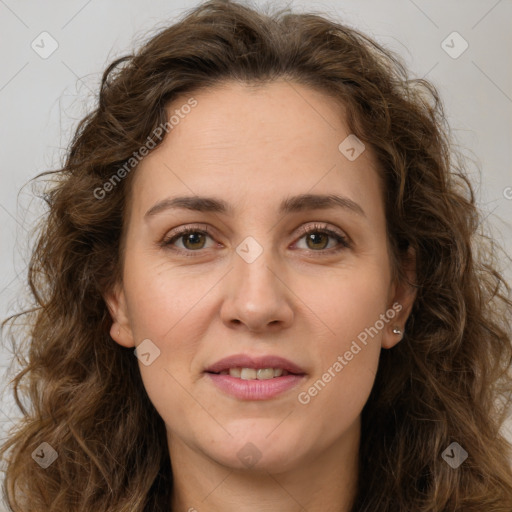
[128,80,384,221]
[164,80,348,157]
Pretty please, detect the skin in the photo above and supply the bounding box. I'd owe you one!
[106,80,416,512]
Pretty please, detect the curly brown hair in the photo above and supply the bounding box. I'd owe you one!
[2,1,512,510]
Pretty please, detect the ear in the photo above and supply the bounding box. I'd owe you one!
[104,282,135,348]
[382,246,417,349]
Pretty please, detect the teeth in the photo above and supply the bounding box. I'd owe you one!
[228,368,241,378]
[223,368,289,379]
[256,368,274,380]
[240,368,257,380]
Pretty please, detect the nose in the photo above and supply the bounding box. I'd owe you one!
[219,243,294,333]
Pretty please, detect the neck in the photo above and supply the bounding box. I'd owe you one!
[168,419,360,512]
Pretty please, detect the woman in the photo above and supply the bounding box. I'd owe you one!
[2,1,512,510]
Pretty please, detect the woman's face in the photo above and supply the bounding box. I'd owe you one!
[107,80,414,473]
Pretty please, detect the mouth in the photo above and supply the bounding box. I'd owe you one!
[204,354,307,400]
[206,367,300,379]
[204,354,306,378]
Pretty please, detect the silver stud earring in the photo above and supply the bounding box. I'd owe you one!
[392,327,403,335]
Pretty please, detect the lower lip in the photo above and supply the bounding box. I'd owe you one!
[205,373,306,400]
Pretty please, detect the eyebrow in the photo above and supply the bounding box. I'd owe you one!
[144,193,366,219]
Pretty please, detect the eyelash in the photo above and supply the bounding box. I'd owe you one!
[159,223,351,257]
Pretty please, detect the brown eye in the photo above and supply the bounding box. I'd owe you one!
[294,223,351,253]
[160,225,215,254]
[304,231,330,250]
[180,231,207,250]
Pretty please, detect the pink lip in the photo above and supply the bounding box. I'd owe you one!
[206,373,306,400]
[203,353,307,401]
[204,354,306,375]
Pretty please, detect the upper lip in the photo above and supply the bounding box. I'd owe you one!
[204,354,306,375]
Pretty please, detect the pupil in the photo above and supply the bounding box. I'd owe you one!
[308,233,327,249]
[185,233,204,249]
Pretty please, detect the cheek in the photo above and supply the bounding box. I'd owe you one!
[294,348,379,454]
[121,257,217,425]
[293,264,390,417]
[123,252,213,341]
[294,260,392,350]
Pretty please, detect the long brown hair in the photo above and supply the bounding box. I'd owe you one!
[2,1,512,510]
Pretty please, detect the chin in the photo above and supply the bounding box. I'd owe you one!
[204,429,307,473]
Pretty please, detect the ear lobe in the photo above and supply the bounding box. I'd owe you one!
[104,283,135,348]
[382,246,417,350]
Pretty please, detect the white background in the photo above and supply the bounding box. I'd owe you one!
[1,0,511,493]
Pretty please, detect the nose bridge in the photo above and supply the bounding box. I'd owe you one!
[220,232,294,330]
[233,233,282,303]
